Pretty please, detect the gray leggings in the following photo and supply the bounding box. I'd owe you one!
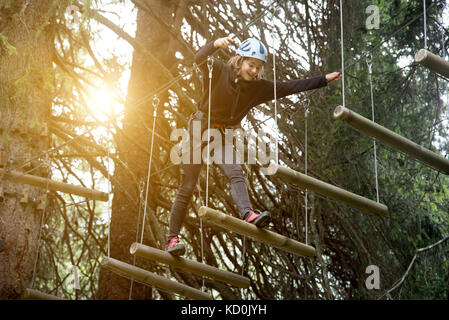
[167,123,252,239]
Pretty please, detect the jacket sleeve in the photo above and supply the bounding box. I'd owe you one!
[194,41,219,76]
[193,41,224,86]
[255,75,328,104]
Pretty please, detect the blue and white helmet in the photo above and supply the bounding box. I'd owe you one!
[236,38,268,63]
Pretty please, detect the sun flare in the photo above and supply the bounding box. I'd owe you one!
[88,88,113,116]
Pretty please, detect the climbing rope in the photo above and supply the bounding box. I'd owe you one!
[127,96,159,300]
[339,0,346,108]
[139,96,160,244]
[272,8,279,166]
[30,154,51,289]
[366,55,380,203]
[304,106,309,245]
[107,121,112,258]
[423,0,427,50]
[199,56,214,293]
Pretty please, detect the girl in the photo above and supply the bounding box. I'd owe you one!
[166,36,341,255]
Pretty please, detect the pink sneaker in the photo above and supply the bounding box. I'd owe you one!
[244,209,271,228]
[165,236,186,256]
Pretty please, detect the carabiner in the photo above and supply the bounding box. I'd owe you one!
[207,56,213,76]
[366,54,373,75]
[152,95,160,108]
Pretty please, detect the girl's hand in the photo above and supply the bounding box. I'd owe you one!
[326,72,342,82]
[214,36,234,49]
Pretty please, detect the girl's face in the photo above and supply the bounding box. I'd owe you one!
[239,57,264,81]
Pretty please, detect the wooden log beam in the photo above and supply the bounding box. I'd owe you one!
[266,164,388,217]
[0,168,109,201]
[130,243,250,288]
[22,288,65,300]
[414,49,449,79]
[101,257,211,300]
[333,105,449,175]
[198,206,316,258]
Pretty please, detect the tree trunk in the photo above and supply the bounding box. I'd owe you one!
[0,0,54,299]
[97,0,179,300]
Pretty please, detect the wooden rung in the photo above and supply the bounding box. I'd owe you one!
[334,105,449,175]
[415,49,449,79]
[101,256,211,300]
[0,168,109,201]
[267,164,388,217]
[130,243,250,289]
[198,206,316,258]
[22,288,65,300]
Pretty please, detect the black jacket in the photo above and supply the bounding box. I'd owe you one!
[194,41,327,126]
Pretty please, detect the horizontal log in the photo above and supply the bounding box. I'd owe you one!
[334,105,449,175]
[0,168,109,201]
[130,243,250,288]
[266,164,388,217]
[414,49,449,79]
[198,206,316,258]
[22,288,65,300]
[101,256,211,300]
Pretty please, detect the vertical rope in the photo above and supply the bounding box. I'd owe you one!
[367,57,380,203]
[129,179,145,300]
[272,8,279,166]
[304,107,309,245]
[339,0,346,108]
[240,235,247,300]
[201,56,214,292]
[139,96,159,244]
[30,155,51,289]
[107,120,112,258]
[423,0,427,49]
[130,96,158,300]
[441,26,446,59]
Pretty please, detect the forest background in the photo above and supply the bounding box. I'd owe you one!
[0,0,448,300]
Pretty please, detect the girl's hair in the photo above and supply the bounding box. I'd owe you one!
[227,55,265,80]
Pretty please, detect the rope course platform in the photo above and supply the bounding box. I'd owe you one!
[0,168,109,201]
[130,243,250,288]
[101,256,211,300]
[198,206,316,258]
[21,288,65,300]
[414,48,449,79]
[333,105,449,175]
[266,164,388,217]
